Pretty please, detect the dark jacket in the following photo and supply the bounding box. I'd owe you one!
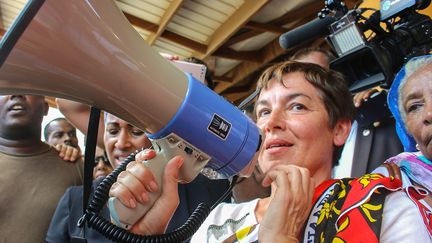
[46,175,230,242]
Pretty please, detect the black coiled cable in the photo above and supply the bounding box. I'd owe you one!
[82,150,224,243]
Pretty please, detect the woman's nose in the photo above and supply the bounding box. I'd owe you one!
[94,161,103,169]
[115,130,131,149]
[264,111,285,132]
[423,103,432,126]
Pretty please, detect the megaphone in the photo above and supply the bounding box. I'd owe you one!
[0,0,261,237]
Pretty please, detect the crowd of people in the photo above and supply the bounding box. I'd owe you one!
[0,47,431,243]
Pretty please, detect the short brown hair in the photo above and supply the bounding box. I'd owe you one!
[255,61,355,166]
[256,61,355,128]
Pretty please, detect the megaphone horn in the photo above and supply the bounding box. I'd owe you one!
[0,0,188,133]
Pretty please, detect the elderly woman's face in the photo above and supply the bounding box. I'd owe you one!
[255,72,345,175]
[401,65,432,159]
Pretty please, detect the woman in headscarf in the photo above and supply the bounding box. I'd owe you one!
[373,54,432,239]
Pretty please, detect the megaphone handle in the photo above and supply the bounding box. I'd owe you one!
[108,154,166,230]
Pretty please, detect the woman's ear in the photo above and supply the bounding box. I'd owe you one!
[333,119,352,147]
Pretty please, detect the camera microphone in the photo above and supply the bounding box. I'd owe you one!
[279,15,336,49]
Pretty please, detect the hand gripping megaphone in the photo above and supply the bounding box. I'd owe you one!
[0,0,261,238]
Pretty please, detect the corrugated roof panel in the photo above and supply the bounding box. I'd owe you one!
[208,0,239,15]
[0,0,26,29]
[219,0,244,8]
[171,15,213,36]
[115,1,161,24]
[175,8,220,30]
[167,22,208,43]
[118,0,169,14]
[182,1,228,22]
[154,39,194,58]
[214,58,241,76]
[166,0,244,44]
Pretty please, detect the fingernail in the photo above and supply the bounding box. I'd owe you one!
[149,181,158,191]
[141,192,149,203]
[129,199,136,208]
[177,157,184,168]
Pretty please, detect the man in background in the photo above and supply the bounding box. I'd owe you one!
[0,95,83,243]
[44,117,80,149]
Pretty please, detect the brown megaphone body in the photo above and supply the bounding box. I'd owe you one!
[0,0,188,134]
[0,0,261,241]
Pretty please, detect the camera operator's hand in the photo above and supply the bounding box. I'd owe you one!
[109,149,184,235]
[353,86,383,107]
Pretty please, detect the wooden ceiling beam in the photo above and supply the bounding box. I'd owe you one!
[269,1,324,26]
[160,31,207,53]
[224,29,262,47]
[215,5,326,95]
[215,37,288,94]
[222,1,324,48]
[223,38,327,103]
[123,12,207,53]
[213,75,232,83]
[123,12,158,32]
[147,0,184,45]
[244,21,288,34]
[224,91,251,103]
[194,0,269,59]
[213,48,261,62]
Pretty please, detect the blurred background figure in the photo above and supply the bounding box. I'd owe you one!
[44,117,80,149]
[0,95,83,243]
[93,146,113,180]
[183,56,215,90]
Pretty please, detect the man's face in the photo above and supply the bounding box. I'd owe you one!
[46,119,79,148]
[0,95,47,138]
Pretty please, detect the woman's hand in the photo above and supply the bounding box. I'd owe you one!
[353,87,382,108]
[258,164,315,242]
[109,149,183,235]
[54,144,82,162]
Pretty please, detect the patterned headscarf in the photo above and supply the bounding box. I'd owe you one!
[387,54,432,152]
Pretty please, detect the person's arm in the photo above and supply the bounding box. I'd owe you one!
[56,98,105,148]
[46,187,73,242]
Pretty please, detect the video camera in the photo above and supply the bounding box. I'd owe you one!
[279,0,432,93]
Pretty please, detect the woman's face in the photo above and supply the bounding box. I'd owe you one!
[401,65,432,159]
[104,114,152,168]
[93,146,113,179]
[255,72,347,176]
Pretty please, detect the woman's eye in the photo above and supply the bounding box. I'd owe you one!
[291,103,306,111]
[53,132,63,138]
[256,109,270,118]
[106,128,119,136]
[131,129,145,136]
[407,103,422,113]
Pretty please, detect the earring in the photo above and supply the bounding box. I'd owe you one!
[416,144,420,151]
